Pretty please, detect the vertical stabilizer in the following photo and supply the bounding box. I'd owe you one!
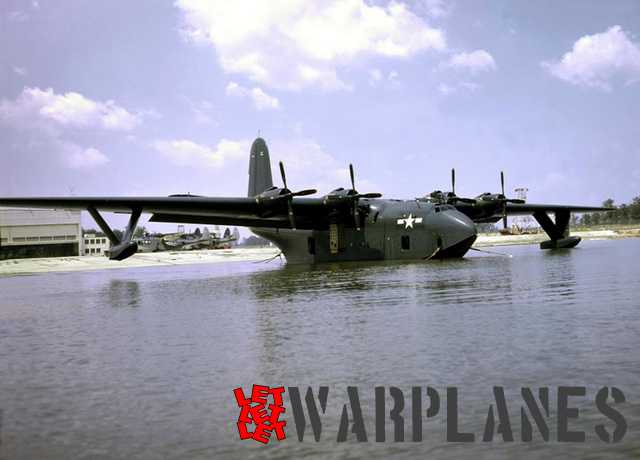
[247,137,273,197]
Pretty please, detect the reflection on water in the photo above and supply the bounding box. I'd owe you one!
[106,280,141,308]
[0,239,639,459]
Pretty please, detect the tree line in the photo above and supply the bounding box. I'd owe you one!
[578,197,640,226]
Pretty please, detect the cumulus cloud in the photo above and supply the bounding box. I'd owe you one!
[542,26,640,90]
[225,82,280,110]
[0,87,140,131]
[153,138,250,168]
[438,81,480,95]
[269,138,378,194]
[415,0,451,18]
[442,49,496,74]
[176,0,446,90]
[66,146,110,169]
[368,68,400,87]
[368,68,383,86]
[0,87,142,169]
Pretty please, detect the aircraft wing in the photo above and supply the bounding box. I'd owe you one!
[0,196,335,230]
[453,200,612,224]
[503,202,612,216]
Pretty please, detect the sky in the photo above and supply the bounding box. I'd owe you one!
[1,0,640,233]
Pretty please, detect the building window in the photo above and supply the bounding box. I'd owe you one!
[0,238,7,243]
[90,248,95,254]
[40,236,52,240]
[401,235,410,250]
[96,248,101,254]
[27,236,39,241]
[66,235,76,240]
[102,238,107,244]
[85,240,89,244]
[13,237,25,242]
[90,239,95,244]
[85,249,89,254]
[54,235,66,240]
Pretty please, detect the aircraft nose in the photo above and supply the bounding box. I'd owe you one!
[436,209,477,258]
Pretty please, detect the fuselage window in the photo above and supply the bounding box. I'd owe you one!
[401,235,410,250]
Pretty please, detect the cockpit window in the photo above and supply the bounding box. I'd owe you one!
[434,204,455,213]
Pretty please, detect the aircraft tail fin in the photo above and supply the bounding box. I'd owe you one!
[247,137,273,197]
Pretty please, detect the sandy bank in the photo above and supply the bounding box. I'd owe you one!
[474,229,626,247]
[0,247,281,275]
[1,229,637,275]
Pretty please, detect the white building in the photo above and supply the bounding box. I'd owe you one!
[82,233,110,256]
[0,208,82,259]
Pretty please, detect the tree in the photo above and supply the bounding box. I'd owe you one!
[618,204,629,223]
[133,226,148,238]
[630,196,640,221]
[602,198,616,223]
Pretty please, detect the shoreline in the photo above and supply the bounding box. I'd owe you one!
[474,228,639,247]
[1,229,638,276]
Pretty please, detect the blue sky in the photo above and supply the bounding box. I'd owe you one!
[1,0,640,232]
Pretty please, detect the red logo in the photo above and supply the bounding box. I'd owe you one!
[234,384,286,443]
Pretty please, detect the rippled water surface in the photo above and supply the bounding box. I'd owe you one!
[1,239,639,459]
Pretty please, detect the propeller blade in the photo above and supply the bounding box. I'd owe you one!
[502,188,508,229]
[501,171,507,230]
[279,161,288,190]
[354,202,360,231]
[358,192,382,199]
[291,189,317,197]
[349,163,356,191]
[287,199,296,229]
[451,168,456,196]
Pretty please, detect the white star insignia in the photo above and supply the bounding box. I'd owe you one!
[397,213,423,229]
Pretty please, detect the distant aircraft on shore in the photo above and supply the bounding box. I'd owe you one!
[136,227,236,253]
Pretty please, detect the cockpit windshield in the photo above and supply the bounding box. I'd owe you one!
[434,204,455,213]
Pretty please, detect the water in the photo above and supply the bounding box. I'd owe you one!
[1,239,639,459]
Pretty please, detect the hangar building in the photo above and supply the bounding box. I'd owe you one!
[0,208,82,260]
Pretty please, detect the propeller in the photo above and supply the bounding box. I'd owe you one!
[278,161,317,229]
[443,168,476,204]
[496,170,528,229]
[348,163,382,230]
[349,164,382,199]
[500,170,508,230]
[451,168,455,196]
